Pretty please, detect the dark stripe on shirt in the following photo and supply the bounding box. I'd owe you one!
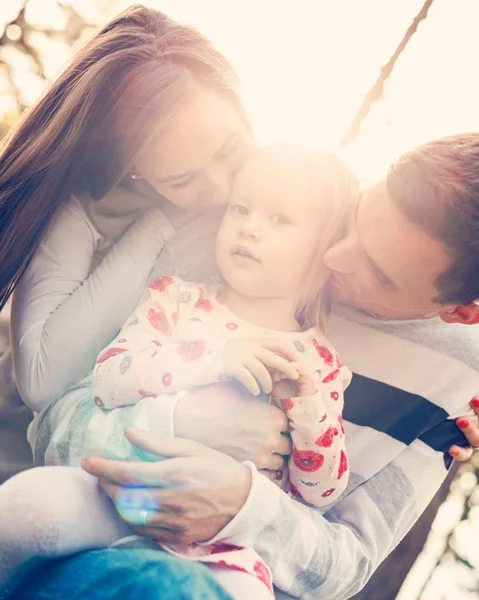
[344,373,467,467]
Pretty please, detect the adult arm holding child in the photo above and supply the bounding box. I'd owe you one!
[12,198,175,413]
[83,413,469,600]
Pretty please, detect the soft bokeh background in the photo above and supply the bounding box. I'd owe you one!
[1,1,478,598]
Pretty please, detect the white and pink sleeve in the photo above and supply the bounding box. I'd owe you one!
[91,277,227,409]
[282,338,351,507]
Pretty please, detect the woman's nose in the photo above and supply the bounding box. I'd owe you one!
[207,166,236,206]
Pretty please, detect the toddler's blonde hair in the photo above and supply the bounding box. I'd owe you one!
[293,150,359,330]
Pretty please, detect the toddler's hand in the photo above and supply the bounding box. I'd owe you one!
[272,361,318,399]
[295,361,318,397]
[223,338,301,396]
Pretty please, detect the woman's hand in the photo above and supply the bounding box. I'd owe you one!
[174,382,292,471]
[82,428,251,545]
[449,397,479,461]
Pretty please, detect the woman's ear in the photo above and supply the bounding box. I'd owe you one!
[440,303,479,325]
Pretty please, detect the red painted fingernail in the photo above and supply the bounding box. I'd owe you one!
[458,419,469,429]
[275,470,283,481]
[471,398,479,408]
[450,449,458,457]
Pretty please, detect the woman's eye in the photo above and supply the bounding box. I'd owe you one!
[271,213,291,225]
[230,204,249,215]
[170,176,194,190]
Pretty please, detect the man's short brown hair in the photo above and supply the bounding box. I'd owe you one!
[387,132,479,305]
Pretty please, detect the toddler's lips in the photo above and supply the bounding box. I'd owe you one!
[230,245,260,263]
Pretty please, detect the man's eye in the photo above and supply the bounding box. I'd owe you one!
[373,267,391,287]
[271,213,291,226]
[230,204,249,215]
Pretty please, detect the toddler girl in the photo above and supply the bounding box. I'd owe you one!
[89,147,354,596]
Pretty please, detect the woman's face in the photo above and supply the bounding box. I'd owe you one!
[133,88,254,210]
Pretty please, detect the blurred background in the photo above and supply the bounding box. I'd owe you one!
[1,1,478,598]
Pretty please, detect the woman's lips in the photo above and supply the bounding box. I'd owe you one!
[328,273,347,297]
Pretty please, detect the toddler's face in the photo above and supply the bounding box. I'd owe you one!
[215,151,331,301]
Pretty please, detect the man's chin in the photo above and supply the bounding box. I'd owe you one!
[334,299,438,321]
[327,287,434,320]
[332,298,391,320]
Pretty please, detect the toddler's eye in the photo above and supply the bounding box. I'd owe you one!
[230,204,249,215]
[271,213,291,225]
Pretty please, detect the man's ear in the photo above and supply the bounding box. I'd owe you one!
[440,303,479,325]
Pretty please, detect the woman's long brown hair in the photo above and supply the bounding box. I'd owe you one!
[0,4,248,310]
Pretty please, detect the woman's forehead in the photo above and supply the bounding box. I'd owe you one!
[138,89,247,178]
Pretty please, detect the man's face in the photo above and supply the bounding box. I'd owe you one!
[323,181,455,319]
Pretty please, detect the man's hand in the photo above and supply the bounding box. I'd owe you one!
[82,427,251,545]
[174,382,292,470]
[449,397,479,461]
[223,337,300,396]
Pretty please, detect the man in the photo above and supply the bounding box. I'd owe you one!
[8,133,479,599]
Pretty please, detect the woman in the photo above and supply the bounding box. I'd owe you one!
[0,5,289,598]
[1,4,253,411]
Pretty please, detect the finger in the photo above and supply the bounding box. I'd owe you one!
[449,444,473,462]
[456,418,479,447]
[233,366,260,396]
[259,453,286,471]
[259,468,276,482]
[271,370,287,383]
[293,361,313,378]
[131,525,183,544]
[83,454,186,487]
[256,350,299,380]
[471,397,479,416]
[99,480,171,512]
[259,340,301,362]
[266,403,290,434]
[244,359,274,394]
[124,428,211,458]
[278,432,293,455]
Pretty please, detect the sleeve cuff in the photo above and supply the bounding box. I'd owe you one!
[204,461,284,547]
[132,393,179,438]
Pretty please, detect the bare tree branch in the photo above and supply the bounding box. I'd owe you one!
[340,0,436,149]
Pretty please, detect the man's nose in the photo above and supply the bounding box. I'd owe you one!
[323,237,358,274]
